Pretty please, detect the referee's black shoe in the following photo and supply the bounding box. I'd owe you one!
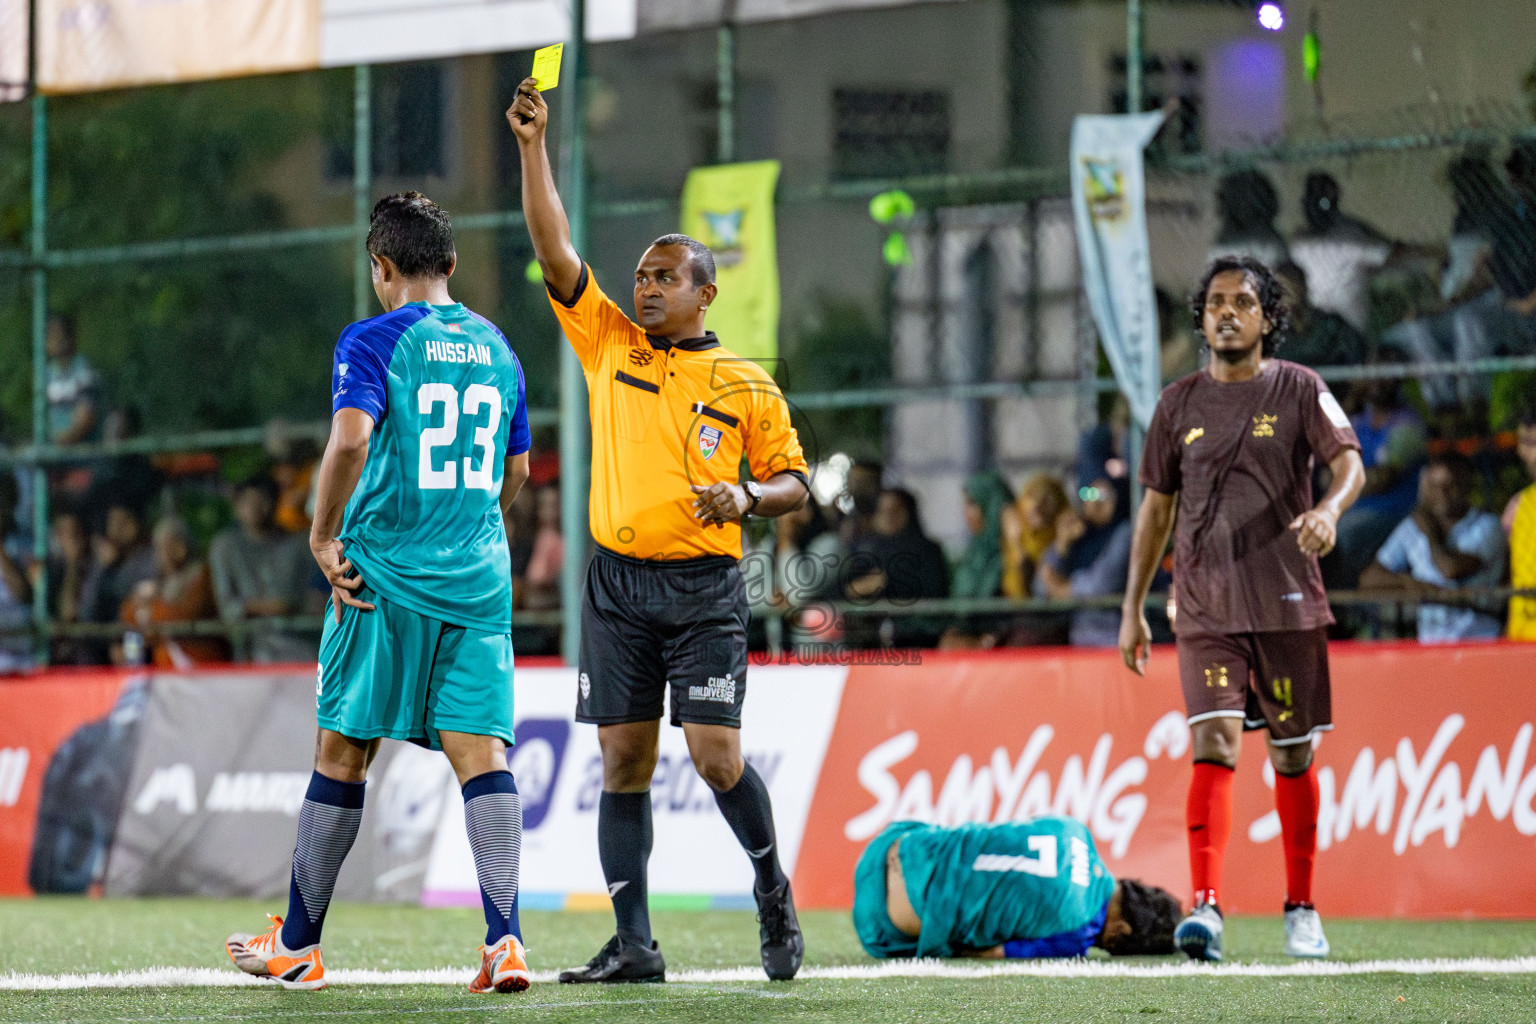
[558,934,666,984]
[755,881,804,980]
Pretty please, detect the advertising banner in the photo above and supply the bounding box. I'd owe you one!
[0,0,26,102]
[679,161,782,365]
[792,643,1536,918]
[35,0,639,95]
[422,665,845,906]
[319,0,637,68]
[106,670,429,903]
[1070,112,1165,430]
[37,0,322,94]
[0,671,133,895]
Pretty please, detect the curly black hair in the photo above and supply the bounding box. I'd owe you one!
[1190,255,1291,356]
[1101,878,1182,956]
[366,191,456,279]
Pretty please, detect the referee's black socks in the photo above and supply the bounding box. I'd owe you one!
[712,762,789,895]
[598,790,654,946]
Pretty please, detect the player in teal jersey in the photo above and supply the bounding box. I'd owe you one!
[225,193,534,995]
[854,817,1180,960]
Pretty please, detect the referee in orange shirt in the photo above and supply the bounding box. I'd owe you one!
[508,81,811,983]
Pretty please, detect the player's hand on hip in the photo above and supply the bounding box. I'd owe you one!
[311,538,376,622]
[690,482,748,527]
[1289,507,1338,556]
[1118,610,1152,676]
[506,78,548,142]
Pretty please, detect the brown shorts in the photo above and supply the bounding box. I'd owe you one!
[1175,628,1332,746]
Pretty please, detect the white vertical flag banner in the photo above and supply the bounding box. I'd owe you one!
[1070,112,1166,429]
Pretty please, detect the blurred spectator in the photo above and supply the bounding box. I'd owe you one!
[209,475,320,663]
[1288,172,1392,333]
[264,419,320,534]
[1328,367,1430,588]
[1208,169,1289,270]
[951,472,1013,600]
[84,406,162,525]
[504,484,536,607]
[1274,261,1369,369]
[43,506,96,665]
[939,472,1014,649]
[995,472,1073,648]
[1075,405,1132,516]
[839,460,884,548]
[1157,287,1200,384]
[0,472,32,672]
[79,503,156,628]
[1034,475,1131,648]
[1383,156,1528,413]
[1360,454,1507,643]
[768,497,842,650]
[45,315,101,446]
[1008,473,1070,593]
[1510,140,1536,213]
[844,487,948,647]
[521,483,563,612]
[120,515,227,667]
[1493,144,1536,321]
[845,489,949,602]
[1504,403,1536,641]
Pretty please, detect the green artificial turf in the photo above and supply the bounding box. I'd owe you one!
[1,899,1534,1023]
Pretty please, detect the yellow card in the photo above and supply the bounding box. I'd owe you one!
[532,43,563,91]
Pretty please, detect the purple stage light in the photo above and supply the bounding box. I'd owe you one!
[1257,2,1284,31]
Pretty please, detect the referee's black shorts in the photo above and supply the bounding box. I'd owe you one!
[576,545,749,728]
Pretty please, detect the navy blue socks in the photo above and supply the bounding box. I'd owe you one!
[462,770,524,945]
[281,771,365,950]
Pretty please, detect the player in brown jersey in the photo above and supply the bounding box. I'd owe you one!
[1119,256,1364,962]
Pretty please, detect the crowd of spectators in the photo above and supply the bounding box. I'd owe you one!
[4,147,1535,663]
[744,151,1536,653]
[0,314,569,667]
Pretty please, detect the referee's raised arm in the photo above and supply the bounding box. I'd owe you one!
[506,78,582,302]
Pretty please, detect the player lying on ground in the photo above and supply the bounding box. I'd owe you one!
[225,192,535,993]
[1120,256,1364,963]
[508,79,813,983]
[854,816,1180,959]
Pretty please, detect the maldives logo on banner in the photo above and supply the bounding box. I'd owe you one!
[792,644,1536,918]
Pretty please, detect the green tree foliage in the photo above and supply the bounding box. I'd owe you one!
[0,72,350,438]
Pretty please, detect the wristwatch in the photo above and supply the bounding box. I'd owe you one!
[742,480,763,515]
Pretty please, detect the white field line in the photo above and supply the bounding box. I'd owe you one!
[5,957,1536,991]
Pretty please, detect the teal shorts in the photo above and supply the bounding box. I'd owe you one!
[317,584,515,750]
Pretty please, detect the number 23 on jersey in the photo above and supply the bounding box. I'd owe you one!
[417,382,502,491]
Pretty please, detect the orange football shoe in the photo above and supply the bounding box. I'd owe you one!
[468,934,531,994]
[225,914,327,990]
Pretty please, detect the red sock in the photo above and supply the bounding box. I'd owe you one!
[1274,764,1320,906]
[1187,761,1235,908]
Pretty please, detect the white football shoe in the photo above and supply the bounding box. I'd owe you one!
[1284,904,1330,959]
[1174,902,1224,962]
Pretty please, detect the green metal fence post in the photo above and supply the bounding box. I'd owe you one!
[558,0,591,665]
[717,21,736,164]
[353,64,373,321]
[1126,0,1144,115]
[29,92,49,664]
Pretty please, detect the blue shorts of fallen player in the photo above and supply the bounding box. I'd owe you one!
[317,583,515,750]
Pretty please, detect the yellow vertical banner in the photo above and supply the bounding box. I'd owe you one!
[680,160,781,364]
